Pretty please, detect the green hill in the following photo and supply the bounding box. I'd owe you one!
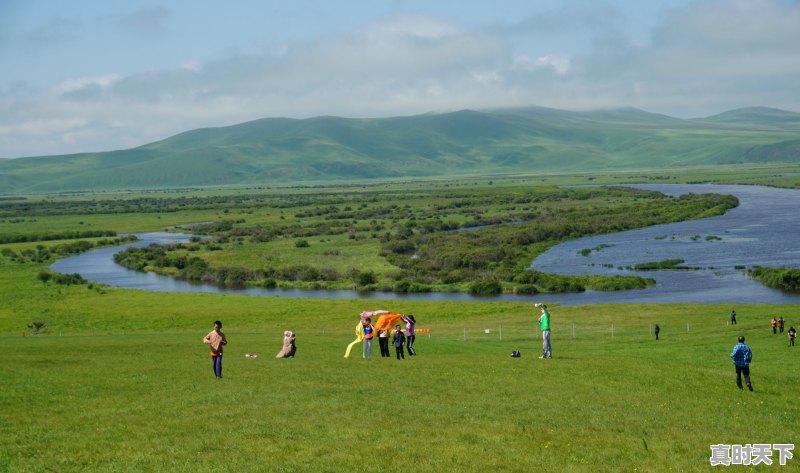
[2,106,800,193]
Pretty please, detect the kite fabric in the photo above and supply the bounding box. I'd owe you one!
[343,321,364,358]
[344,311,405,358]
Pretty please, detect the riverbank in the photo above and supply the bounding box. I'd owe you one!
[48,184,800,305]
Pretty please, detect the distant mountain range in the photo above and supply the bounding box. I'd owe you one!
[2,106,799,193]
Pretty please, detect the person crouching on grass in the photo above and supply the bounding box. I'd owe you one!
[393,325,406,360]
[203,320,228,379]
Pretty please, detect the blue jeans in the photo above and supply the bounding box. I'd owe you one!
[212,354,223,378]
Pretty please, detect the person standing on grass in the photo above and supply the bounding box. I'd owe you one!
[778,316,785,334]
[655,324,660,341]
[788,327,796,347]
[362,318,375,359]
[392,324,406,360]
[536,303,552,359]
[203,320,228,379]
[401,314,417,356]
[730,336,753,391]
[771,316,778,335]
[378,327,390,358]
[730,309,737,325]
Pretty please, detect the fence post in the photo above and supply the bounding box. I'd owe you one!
[611,324,614,337]
[687,322,690,333]
[572,323,575,338]
[464,327,467,341]
[499,325,503,341]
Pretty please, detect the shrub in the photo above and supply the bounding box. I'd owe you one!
[515,285,539,295]
[469,280,502,295]
[27,321,49,335]
[262,278,277,289]
[354,270,377,287]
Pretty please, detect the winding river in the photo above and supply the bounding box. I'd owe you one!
[50,184,800,306]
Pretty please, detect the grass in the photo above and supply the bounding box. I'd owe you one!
[2,249,799,472]
[3,172,800,471]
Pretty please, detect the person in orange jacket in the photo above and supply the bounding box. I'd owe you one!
[203,320,228,379]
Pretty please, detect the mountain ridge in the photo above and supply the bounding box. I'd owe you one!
[1,106,799,193]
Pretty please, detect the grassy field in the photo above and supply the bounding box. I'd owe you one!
[3,171,800,472]
[2,248,799,472]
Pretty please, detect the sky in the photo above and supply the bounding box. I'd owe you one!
[1,0,799,159]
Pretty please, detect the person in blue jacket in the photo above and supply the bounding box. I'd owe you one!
[392,324,406,360]
[730,336,753,391]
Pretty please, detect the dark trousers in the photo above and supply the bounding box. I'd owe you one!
[735,365,751,389]
[379,337,390,357]
[395,345,405,360]
[212,354,223,378]
[407,335,416,356]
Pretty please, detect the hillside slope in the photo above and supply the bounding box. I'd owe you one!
[1,106,799,193]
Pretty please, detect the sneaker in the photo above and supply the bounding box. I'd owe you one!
[748,384,754,391]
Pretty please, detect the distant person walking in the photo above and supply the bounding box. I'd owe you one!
[392,325,406,360]
[536,303,552,359]
[654,324,660,341]
[778,316,785,334]
[730,309,737,325]
[771,316,778,335]
[203,320,228,379]
[730,336,753,391]
[788,327,796,347]
[401,314,417,356]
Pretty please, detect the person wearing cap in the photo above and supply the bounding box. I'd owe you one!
[536,303,552,359]
[730,336,753,391]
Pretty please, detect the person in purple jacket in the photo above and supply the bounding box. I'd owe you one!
[401,314,417,356]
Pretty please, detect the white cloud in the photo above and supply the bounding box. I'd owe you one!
[1,1,799,158]
[512,54,571,75]
[54,74,122,95]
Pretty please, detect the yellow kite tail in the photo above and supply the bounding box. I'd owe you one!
[344,321,364,358]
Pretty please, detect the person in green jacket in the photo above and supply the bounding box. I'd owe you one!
[536,303,552,359]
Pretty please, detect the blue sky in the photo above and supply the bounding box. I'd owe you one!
[1,0,798,158]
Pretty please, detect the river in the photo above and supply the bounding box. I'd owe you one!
[50,184,800,306]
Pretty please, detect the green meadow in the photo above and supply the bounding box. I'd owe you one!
[2,170,800,472]
[2,251,800,472]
